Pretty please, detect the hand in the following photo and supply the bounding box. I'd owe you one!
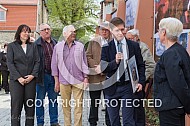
[136,83,143,92]
[18,77,26,86]
[94,65,101,74]
[24,75,34,84]
[83,78,89,89]
[116,52,123,64]
[54,82,60,93]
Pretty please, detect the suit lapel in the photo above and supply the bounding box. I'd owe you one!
[14,42,26,57]
[126,38,133,59]
[26,43,31,56]
[109,40,117,60]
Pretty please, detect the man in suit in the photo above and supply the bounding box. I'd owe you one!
[35,23,60,126]
[0,44,9,94]
[86,22,111,126]
[101,17,145,126]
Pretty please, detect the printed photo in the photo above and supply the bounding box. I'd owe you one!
[128,55,139,93]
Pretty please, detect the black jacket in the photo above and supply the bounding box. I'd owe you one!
[7,41,40,81]
[0,52,8,71]
[154,43,190,114]
[35,37,57,86]
[101,38,145,96]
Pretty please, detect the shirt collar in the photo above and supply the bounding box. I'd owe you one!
[101,37,109,42]
[41,37,53,44]
[65,40,76,45]
[114,37,126,46]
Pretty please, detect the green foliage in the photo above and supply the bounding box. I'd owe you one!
[47,0,99,43]
[145,107,159,126]
[51,28,63,41]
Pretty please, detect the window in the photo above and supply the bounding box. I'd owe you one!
[0,11,6,21]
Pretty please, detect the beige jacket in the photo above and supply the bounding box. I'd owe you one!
[86,37,111,84]
[139,42,155,81]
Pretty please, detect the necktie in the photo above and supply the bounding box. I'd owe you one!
[117,42,125,81]
[117,42,123,53]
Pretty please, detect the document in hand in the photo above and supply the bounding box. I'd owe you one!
[127,55,139,93]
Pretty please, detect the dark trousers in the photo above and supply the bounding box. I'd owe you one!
[10,79,36,126]
[159,108,185,126]
[1,70,9,92]
[133,91,145,126]
[89,89,111,126]
[104,83,135,126]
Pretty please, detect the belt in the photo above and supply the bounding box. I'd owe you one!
[44,69,51,74]
[115,80,130,86]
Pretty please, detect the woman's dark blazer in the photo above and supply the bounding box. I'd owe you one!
[7,41,40,83]
[154,43,190,114]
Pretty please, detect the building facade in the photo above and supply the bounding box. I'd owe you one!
[0,0,48,47]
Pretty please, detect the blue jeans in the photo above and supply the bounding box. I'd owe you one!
[36,73,58,125]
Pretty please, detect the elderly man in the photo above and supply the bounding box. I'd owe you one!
[35,23,59,126]
[126,29,155,126]
[51,25,89,126]
[86,22,111,126]
[126,29,155,83]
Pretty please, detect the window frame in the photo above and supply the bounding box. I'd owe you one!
[0,10,6,22]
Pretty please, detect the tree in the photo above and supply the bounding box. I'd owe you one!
[47,0,100,43]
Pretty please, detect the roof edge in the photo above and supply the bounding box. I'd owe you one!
[0,5,7,10]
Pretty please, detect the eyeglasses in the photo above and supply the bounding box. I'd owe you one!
[157,28,165,33]
[69,30,76,34]
[41,28,50,31]
[100,28,109,32]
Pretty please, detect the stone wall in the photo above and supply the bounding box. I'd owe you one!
[0,31,15,47]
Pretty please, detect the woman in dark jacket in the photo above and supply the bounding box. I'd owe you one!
[154,17,190,126]
[7,24,40,126]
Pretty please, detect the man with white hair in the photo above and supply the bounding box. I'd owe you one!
[35,23,59,126]
[126,29,155,126]
[51,25,89,126]
[126,29,155,81]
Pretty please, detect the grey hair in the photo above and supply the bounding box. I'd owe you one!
[39,23,50,31]
[127,29,140,36]
[159,17,183,41]
[62,25,75,35]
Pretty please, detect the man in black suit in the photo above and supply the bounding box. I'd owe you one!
[0,44,9,94]
[101,17,145,126]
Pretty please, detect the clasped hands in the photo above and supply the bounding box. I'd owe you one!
[18,75,34,85]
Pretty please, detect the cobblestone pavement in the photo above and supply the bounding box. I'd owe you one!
[0,90,107,126]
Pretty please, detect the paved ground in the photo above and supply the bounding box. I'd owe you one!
[0,89,107,126]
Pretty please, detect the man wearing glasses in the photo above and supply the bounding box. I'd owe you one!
[35,23,60,126]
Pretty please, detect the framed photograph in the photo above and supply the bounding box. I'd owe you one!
[179,32,189,49]
[125,0,139,28]
[127,55,139,93]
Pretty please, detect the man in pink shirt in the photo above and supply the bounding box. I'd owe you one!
[51,25,89,126]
